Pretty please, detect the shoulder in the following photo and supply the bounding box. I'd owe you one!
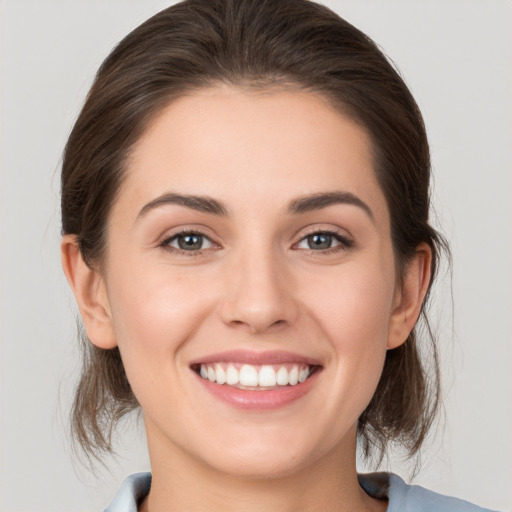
[359,472,499,512]
[104,472,151,512]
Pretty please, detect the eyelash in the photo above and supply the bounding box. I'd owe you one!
[160,230,216,257]
[293,229,354,254]
[159,229,354,256]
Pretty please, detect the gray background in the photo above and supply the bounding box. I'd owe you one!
[1,1,511,510]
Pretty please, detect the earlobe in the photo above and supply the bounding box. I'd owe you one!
[61,234,118,349]
[387,243,432,350]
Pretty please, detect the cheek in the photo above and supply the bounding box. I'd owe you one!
[302,259,395,403]
[104,265,224,428]
[305,261,395,347]
[106,265,215,377]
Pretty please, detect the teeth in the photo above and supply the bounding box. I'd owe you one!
[226,364,239,385]
[258,365,277,387]
[215,363,226,385]
[239,364,259,386]
[198,363,312,388]
[288,366,299,386]
[276,366,289,386]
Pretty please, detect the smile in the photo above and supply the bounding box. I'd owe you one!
[195,362,316,389]
[190,350,322,409]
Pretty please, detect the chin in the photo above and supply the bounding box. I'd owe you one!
[192,425,338,480]
[206,448,313,480]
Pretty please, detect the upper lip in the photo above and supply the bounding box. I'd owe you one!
[189,350,323,367]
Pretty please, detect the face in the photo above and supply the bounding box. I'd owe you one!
[95,87,409,478]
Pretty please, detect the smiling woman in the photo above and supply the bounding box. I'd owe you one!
[56,1,502,511]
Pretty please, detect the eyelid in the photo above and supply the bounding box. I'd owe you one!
[157,224,218,244]
[156,225,353,256]
[167,232,214,250]
[159,227,222,256]
[292,226,354,251]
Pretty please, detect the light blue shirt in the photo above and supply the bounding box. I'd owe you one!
[104,472,498,511]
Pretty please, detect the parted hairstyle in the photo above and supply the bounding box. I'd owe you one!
[61,0,448,465]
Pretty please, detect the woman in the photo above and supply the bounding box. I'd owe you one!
[60,0,499,510]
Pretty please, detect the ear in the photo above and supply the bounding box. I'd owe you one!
[387,242,432,350]
[61,234,117,349]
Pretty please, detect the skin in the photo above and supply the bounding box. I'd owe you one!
[62,86,431,512]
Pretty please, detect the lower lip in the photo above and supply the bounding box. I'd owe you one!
[195,371,320,410]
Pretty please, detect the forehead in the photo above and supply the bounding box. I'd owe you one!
[118,86,388,222]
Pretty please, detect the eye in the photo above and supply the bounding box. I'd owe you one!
[295,231,352,251]
[163,232,214,252]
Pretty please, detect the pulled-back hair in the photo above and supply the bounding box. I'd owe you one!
[61,0,447,465]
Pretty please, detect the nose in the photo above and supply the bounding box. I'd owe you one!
[219,247,298,335]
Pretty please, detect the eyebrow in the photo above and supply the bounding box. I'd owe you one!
[137,193,229,219]
[137,190,373,221]
[287,191,374,221]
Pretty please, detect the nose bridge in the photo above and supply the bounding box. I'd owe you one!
[220,236,297,333]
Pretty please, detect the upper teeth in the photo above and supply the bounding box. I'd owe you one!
[198,363,311,388]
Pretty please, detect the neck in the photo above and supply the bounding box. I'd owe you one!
[140,424,386,512]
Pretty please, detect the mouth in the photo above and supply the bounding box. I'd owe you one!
[189,350,323,409]
[191,362,321,390]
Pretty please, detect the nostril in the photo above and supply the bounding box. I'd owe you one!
[220,286,299,334]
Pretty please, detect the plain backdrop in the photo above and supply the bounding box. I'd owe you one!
[1,1,511,511]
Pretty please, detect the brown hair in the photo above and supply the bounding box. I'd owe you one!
[62,0,448,465]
